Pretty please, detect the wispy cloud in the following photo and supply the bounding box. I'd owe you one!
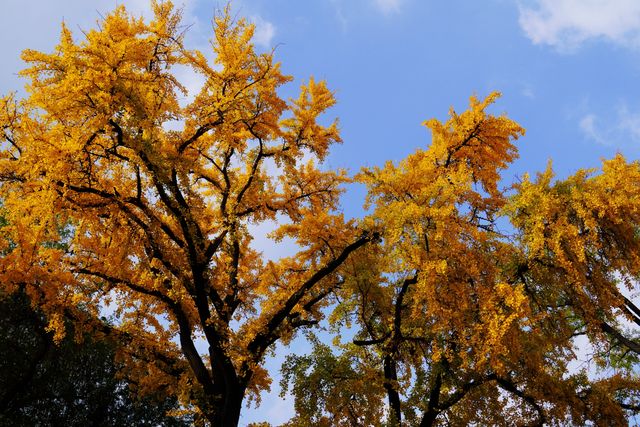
[521,84,535,99]
[251,15,276,48]
[329,0,349,30]
[617,106,640,141]
[374,0,402,14]
[519,0,640,50]
[579,105,640,146]
[579,113,606,144]
[327,0,402,29]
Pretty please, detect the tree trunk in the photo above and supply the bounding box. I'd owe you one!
[204,386,246,427]
[420,370,442,427]
[383,355,402,426]
[420,409,439,427]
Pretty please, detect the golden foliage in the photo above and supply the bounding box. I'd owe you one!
[306,94,640,426]
[2,2,640,426]
[0,2,372,424]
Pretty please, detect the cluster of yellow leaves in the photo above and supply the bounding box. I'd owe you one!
[357,93,527,370]
[508,155,640,328]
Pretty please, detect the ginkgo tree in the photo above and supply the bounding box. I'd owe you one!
[282,94,640,426]
[0,2,375,425]
[3,2,640,426]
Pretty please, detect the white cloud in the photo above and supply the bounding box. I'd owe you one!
[521,84,535,99]
[579,113,606,144]
[172,64,208,105]
[251,16,276,48]
[375,0,402,14]
[328,0,402,27]
[519,0,640,50]
[579,105,640,146]
[617,105,640,141]
[330,0,349,30]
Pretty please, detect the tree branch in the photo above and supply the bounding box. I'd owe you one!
[247,232,377,362]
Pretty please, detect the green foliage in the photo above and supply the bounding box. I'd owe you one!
[0,291,191,427]
[280,335,385,426]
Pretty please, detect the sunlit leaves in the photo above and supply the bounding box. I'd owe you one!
[303,94,640,426]
[0,2,366,424]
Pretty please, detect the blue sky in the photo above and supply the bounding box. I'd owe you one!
[3,0,640,424]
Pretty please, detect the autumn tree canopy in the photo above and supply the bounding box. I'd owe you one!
[0,2,374,425]
[281,96,640,426]
[2,2,640,426]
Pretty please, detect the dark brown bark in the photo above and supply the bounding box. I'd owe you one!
[383,355,402,426]
[420,371,442,427]
[202,383,246,427]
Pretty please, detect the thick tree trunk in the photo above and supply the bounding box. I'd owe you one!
[204,386,246,427]
[420,409,439,427]
[383,355,402,426]
[420,371,442,427]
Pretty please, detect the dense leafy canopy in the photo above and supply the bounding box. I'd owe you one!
[0,2,371,425]
[281,96,640,426]
[2,2,640,426]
